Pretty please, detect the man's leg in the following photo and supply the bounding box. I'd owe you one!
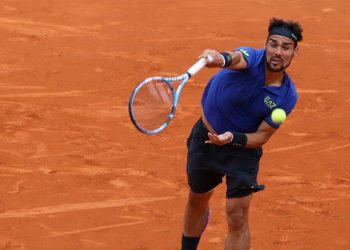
[224,194,252,250]
[182,190,213,250]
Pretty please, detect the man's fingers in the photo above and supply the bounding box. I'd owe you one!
[206,132,235,146]
[205,132,216,144]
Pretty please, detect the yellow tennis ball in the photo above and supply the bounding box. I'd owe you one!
[271,108,286,124]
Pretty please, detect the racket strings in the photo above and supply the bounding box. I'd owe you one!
[132,79,174,131]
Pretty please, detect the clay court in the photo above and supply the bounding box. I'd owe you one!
[0,0,349,249]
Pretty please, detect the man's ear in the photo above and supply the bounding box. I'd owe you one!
[294,46,299,56]
[264,39,269,50]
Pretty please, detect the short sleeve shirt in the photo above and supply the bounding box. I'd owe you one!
[201,47,298,134]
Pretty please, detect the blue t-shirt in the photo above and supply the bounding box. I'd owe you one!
[201,47,298,134]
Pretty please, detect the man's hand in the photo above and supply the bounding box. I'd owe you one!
[205,132,233,146]
[199,49,224,68]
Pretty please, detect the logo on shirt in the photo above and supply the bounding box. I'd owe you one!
[240,49,249,57]
[264,96,277,109]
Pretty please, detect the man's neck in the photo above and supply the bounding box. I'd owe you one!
[265,69,285,87]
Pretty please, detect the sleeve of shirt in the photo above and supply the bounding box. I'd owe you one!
[264,93,298,128]
[234,47,257,69]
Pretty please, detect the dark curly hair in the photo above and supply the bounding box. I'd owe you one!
[268,17,303,46]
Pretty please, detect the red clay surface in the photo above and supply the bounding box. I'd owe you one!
[0,0,349,249]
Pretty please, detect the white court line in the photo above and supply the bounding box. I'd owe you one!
[297,143,350,155]
[48,220,147,238]
[0,89,112,98]
[298,89,337,94]
[0,196,175,219]
[264,140,329,153]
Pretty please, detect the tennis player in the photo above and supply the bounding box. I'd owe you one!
[181,17,303,250]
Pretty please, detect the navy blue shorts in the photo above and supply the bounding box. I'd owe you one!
[186,118,265,198]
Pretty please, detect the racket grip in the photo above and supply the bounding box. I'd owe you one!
[187,55,213,76]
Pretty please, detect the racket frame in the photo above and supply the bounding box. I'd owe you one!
[129,56,211,134]
[128,73,189,134]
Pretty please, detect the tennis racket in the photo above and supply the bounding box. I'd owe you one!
[129,56,212,134]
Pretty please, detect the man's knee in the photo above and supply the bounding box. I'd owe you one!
[226,210,248,231]
[225,197,251,231]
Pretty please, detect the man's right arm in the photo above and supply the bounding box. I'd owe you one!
[200,49,247,70]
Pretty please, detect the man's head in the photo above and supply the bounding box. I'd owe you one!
[265,17,303,72]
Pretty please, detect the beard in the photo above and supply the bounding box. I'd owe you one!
[266,56,292,72]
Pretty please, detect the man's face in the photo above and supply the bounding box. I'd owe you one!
[265,35,298,72]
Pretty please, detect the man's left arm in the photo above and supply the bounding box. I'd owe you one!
[245,121,277,148]
[205,121,277,148]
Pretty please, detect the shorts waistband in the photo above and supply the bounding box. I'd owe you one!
[201,112,216,134]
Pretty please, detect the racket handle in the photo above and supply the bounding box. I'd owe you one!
[187,55,213,76]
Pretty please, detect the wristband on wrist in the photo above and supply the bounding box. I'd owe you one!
[219,52,233,68]
[230,132,247,148]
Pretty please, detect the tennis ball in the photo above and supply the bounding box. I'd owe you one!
[271,108,286,124]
